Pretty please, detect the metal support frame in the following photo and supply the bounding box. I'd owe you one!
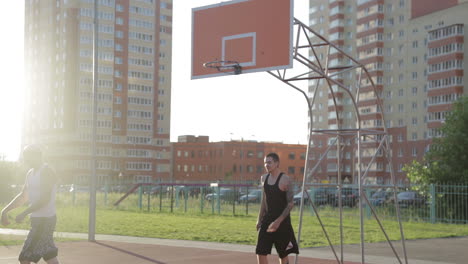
[267,18,408,264]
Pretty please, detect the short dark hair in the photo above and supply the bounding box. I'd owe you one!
[266,152,280,163]
[22,145,43,160]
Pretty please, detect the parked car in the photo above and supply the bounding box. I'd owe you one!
[145,186,166,195]
[369,190,391,206]
[238,189,262,203]
[111,185,128,193]
[334,187,359,207]
[293,187,335,206]
[205,188,240,202]
[58,184,72,193]
[69,184,90,193]
[314,187,336,205]
[293,190,309,206]
[395,191,426,208]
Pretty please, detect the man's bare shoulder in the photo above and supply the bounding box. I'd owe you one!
[260,174,269,184]
[280,173,291,182]
[279,173,292,190]
[42,165,58,182]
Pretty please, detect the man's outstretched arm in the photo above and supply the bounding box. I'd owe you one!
[1,184,28,226]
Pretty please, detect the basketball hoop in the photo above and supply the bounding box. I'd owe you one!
[203,60,242,75]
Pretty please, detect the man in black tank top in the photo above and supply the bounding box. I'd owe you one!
[256,153,299,264]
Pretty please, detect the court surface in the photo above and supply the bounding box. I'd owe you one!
[1,230,466,264]
[1,240,360,264]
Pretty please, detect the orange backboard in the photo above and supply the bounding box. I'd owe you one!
[191,0,293,79]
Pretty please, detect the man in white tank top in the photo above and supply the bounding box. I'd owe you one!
[1,145,60,264]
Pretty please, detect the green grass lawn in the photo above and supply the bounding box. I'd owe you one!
[0,233,82,246]
[3,205,468,248]
[0,234,25,246]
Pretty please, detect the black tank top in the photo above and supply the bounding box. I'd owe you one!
[263,173,291,225]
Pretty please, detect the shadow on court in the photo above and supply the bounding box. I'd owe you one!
[0,240,361,264]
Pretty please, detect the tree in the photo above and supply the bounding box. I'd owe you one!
[426,96,468,184]
[405,96,468,184]
[403,97,468,222]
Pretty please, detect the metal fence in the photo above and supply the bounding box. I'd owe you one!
[59,182,468,224]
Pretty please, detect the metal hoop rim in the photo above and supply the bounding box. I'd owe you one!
[203,60,242,75]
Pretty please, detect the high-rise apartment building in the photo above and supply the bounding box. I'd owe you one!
[308,0,467,184]
[22,0,173,185]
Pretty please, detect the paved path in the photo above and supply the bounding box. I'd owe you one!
[1,228,466,263]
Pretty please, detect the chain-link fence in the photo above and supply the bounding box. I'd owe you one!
[58,182,468,223]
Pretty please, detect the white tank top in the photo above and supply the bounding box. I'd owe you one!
[26,165,57,217]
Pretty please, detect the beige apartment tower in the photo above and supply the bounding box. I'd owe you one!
[22,0,173,185]
[308,0,467,184]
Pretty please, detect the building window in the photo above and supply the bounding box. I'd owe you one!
[257,165,263,173]
[387,18,394,26]
[386,105,392,113]
[115,83,122,91]
[386,91,392,99]
[398,104,404,112]
[397,134,403,142]
[399,15,405,23]
[412,147,418,157]
[288,167,295,174]
[116,17,124,25]
[288,152,295,160]
[257,151,264,158]
[398,89,404,97]
[399,30,404,38]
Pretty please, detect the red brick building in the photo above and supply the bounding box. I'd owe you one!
[172,135,307,183]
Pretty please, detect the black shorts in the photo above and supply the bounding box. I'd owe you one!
[256,221,299,259]
[19,216,58,263]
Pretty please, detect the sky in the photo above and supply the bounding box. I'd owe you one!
[0,2,25,161]
[0,0,309,161]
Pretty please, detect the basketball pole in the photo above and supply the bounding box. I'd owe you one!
[88,0,98,242]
